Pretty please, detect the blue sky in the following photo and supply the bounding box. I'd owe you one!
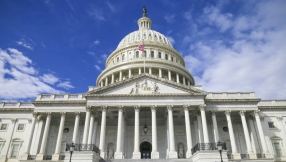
[0,0,285,101]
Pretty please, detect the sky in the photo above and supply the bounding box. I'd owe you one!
[0,0,286,101]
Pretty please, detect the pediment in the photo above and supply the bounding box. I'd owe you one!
[85,74,206,96]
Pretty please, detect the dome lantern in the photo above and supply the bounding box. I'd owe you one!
[138,6,152,30]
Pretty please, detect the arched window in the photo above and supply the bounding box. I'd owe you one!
[122,54,125,61]
[0,138,5,155]
[171,56,174,62]
[117,57,120,62]
[165,54,168,60]
[151,51,154,58]
[136,51,139,58]
[158,52,161,58]
[10,138,23,159]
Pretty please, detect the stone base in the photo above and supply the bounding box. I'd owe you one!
[0,155,7,161]
[186,150,192,159]
[114,151,123,159]
[64,151,101,162]
[151,151,159,159]
[264,152,274,159]
[18,153,29,160]
[36,154,45,160]
[132,151,141,159]
[100,151,105,159]
[169,151,178,159]
[52,153,60,161]
[191,150,228,162]
[248,152,257,159]
[232,152,241,160]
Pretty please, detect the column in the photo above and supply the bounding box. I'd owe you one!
[211,111,219,142]
[183,77,186,85]
[188,80,190,86]
[23,112,37,157]
[100,81,103,87]
[88,112,95,144]
[168,70,171,80]
[176,73,179,83]
[111,73,114,84]
[72,112,81,143]
[277,116,286,150]
[239,110,256,159]
[149,67,152,75]
[167,105,178,159]
[199,104,209,143]
[115,106,124,159]
[82,107,91,144]
[105,77,108,86]
[159,68,162,77]
[129,68,131,78]
[151,105,159,159]
[36,112,52,160]
[99,106,108,158]
[225,110,240,159]
[254,110,272,158]
[197,113,204,143]
[92,119,98,145]
[138,68,141,75]
[183,105,192,158]
[52,112,66,160]
[133,105,141,159]
[119,70,122,81]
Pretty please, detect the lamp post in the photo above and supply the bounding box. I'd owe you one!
[217,141,223,162]
[69,143,75,162]
[143,107,148,134]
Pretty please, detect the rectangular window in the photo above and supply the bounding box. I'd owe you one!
[171,56,173,62]
[0,124,7,130]
[122,55,125,61]
[151,51,154,58]
[143,51,146,57]
[158,52,161,58]
[268,122,275,128]
[11,144,19,158]
[165,54,168,60]
[17,124,25,131]
[136,51,139,58]
[117,57,119,62]
[274,143,281,157]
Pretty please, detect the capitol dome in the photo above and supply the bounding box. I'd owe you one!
[96,11,195,87]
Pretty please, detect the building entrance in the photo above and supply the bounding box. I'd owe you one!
[140,141,152,159]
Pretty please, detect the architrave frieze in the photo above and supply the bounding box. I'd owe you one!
[205,99,260,103]
[0,108,34,112]
[32,100,86,105]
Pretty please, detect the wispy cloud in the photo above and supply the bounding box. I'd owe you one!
[106,1,115,12]
[87,51,95,55]
[166,36,175,44]
[0,48,74,100]
[88,6,105,21]
[92,40,100,46]
[57,81,74,89]
[164,14,176,23]
[94,65,101,71]
[16,40,33,50]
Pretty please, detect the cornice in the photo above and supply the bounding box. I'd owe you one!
[0,108,34,112]
[85,93,204,98]
[205,99,261,103]
[258,106,286,110]
[32,100,86,105]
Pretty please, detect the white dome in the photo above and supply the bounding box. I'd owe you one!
[116,17,173,49]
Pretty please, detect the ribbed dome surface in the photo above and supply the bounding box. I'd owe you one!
[116,29,174,49]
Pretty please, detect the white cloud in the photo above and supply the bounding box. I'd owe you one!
[106,1,115,12]
[184,12,192,20]
[40,74,59,84]
[94,65,101,71]
[166,36,175,44]
[16,40,33,50]
[92,40,100,46]
[57,81,74,89]
[184,1,286,99]
[87,51,95,55]
[0,48,74,101]
[164,14,176,23]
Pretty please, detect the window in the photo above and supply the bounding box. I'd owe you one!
[268,122,275,128]
[136,51,139,58]
[17,124,24,131]
[165,54,168,60]
[63,128,69,133]
[122,54,125,61]
[274,143,282,157]
[151,51,154,58]
[117,57,119,62]
[11,144,19,158]
[158,52,161,58]
[223,126,228,132]
[0,124,7,131]
[143,51,146,57]
[271,137,283,157]
[171,56,173,62]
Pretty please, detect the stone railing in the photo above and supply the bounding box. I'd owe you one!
[0,102,34,108]
[36,94,85,101]
[66,143,100,153]
[256,153,266,159]
[206,92,256,98]
[191,142,226,154]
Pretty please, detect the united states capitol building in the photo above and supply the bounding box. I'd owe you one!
[0,8,286,162]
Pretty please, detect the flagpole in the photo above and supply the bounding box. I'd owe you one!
[143,39,145,74]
